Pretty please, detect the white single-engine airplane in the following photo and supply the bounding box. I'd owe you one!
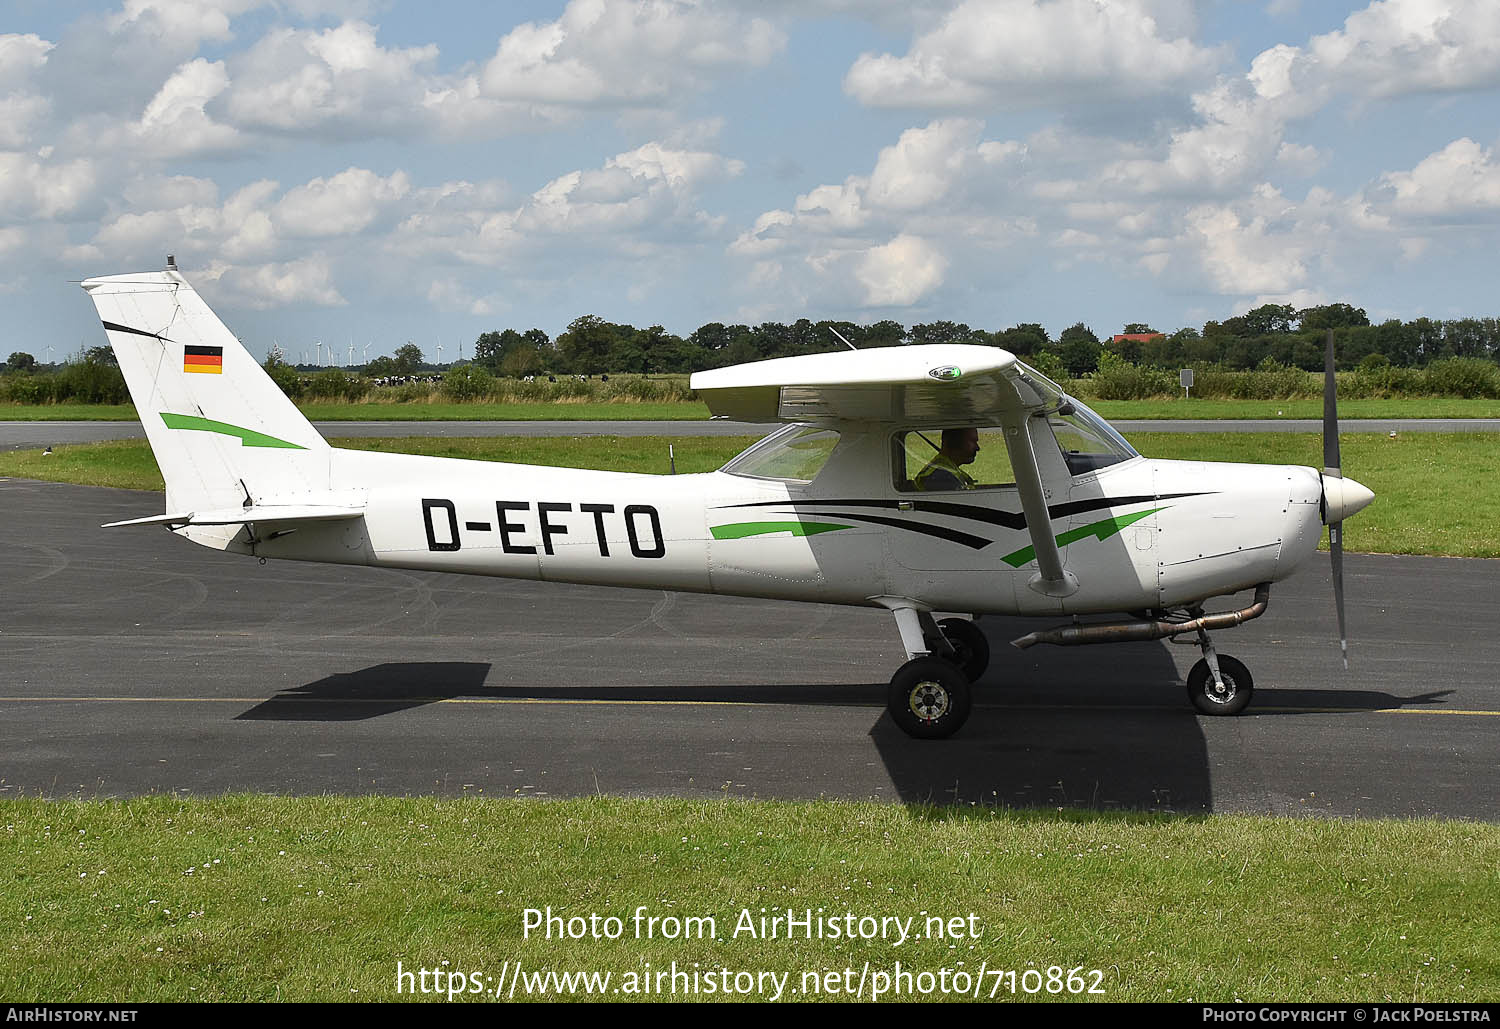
[85,262,1374,738]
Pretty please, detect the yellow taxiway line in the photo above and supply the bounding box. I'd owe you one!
[1,696,1498,716]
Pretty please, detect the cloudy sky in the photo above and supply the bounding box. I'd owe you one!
[5,0,1499,364]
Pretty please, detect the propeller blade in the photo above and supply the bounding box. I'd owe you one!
[1323,327,1349,670]
[1322,328,1340,478]
[1330,521,1348,671]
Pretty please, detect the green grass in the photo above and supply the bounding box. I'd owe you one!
[4,432,1498,558]
[0,403,142,421]
[2,796,1495,1003]
[0,438,167,489]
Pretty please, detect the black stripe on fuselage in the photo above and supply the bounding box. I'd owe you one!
[811,511,993,549]
[101,320,172,342]
[715,493,1210,532]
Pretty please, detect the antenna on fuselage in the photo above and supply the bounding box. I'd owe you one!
[829,327,858,351]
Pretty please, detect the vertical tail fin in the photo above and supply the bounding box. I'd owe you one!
[81,265,330,515]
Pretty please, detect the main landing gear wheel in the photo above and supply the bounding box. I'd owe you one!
[1186,655,1254,716]
[888,657,972,739]
[937,617,991,682]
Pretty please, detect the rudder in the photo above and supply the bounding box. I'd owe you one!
[81,264,331,516]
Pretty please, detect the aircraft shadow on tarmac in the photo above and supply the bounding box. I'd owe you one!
[228,611,1456,812]
[869,616,1458,811]
[236,662,494,721]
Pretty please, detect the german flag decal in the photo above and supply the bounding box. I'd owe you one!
[184,345,223,374]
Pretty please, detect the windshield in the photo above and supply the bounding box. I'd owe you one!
[721,424,842,483]
[1014,361,1139,475]
[1043,401,1138,474]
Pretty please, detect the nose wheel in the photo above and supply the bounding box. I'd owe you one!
[888,657,972,739]
[1186,654,1253,715]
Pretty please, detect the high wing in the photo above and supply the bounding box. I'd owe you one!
[691,344,1080,597]
[689,343,1051,424]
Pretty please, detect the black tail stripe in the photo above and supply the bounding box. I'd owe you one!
[101,320,171,342]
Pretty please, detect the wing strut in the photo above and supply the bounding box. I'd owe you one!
[1002,415,1079,598]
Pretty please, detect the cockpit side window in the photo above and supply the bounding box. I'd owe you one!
[721,424,842,483]
[893,427,1016,492]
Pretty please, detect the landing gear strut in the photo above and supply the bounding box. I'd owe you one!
[1185,620,1253,715]
[933,617,990,682]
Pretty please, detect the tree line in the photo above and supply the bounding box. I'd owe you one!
[466,303,1500,379]
[5,301,1500,393]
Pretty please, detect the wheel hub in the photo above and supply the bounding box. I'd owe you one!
[1205,674,1237,704]
[907,681,951,722]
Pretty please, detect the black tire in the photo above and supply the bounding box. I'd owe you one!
[888,657,972,739]
[937,617,991,682]
[1186,655,1253,716]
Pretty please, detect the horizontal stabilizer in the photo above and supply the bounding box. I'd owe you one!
[102,512,196,528]
[103,503,364,529]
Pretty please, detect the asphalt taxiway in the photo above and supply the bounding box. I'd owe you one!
[3,476,1497,817]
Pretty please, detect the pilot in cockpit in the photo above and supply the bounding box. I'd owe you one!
[913,427,980,491]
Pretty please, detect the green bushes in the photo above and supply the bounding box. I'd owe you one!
[1087,353,1178,400]
[1192,362,1316,400]
[1,373,55,403]
[0,361,128,404]
[262,356,304,399]
[1075,357,1500,401]
[253,371,700,405]
[302,369,371,402]
[439,364,495,402]
[1421,357,1500,398]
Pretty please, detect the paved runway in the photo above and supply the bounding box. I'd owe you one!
[3,477,1497,818]
[6,417,1500,450]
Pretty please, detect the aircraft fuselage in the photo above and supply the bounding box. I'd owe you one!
[213,436,1325,618]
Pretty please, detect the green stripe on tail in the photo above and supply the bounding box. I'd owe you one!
[161,413,305,450]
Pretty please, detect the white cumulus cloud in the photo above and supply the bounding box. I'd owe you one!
[845,0,1220,109]
[855,234,948,306]
[223,21,442,136]
[1371,137,1500,219]
[274,167,412,238]
[479,0,785,107]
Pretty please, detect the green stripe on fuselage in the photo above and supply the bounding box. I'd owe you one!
[710,520,852,540]
[1001,507,1162,568]
[160,413,305,450]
